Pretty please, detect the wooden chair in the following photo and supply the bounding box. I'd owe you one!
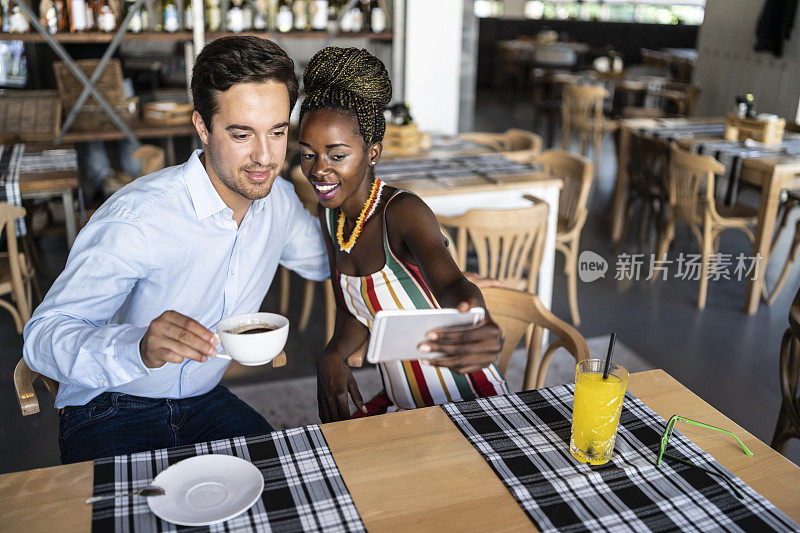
[655,146,757,309]
[765,190,800,304]
[14,359,59,416]
[649,82,702,117]
[771,286,800,455]
[483,286,589,390]
[560,84,617,173]
[0,203,36,333]
[534,149,592,326]
[281,166,335,340]
[437,199,549,294]
[615,134,670,252]
[459,129,543,163]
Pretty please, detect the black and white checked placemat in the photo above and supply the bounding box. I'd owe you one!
[442,386,799,532]
[91,425,365,533]
[377,154,537,183]
[0,143,26,236]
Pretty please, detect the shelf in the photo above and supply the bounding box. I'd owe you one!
[0,30,393,43]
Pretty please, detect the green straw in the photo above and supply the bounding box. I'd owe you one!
[603,333,617,379]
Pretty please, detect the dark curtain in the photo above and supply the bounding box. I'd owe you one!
[754,0,799,57]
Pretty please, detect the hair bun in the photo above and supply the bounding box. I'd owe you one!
[303,47,392,107]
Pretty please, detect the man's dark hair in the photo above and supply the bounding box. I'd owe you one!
[191,36,299,131]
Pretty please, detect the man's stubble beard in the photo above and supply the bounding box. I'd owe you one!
[206,139,281,201]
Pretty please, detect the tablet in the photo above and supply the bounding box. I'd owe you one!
[366,308,486,364]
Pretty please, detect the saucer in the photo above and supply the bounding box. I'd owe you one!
[148,454,264,526]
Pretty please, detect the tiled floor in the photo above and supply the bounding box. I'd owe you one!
[1,91,798,475]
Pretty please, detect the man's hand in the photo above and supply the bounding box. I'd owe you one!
[418,298,502,375]
[140,311,218,368]
[316,351,367,423]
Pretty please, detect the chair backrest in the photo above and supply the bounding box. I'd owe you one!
[536,149,592,232]
[659,82,702,116]
[437,199,549,293]
[289,164,319,213]
[668,145,725,224]
[483,286,589,390]
[459,129,543,163]
[773,286,800,454]
[628,134,670,196]
[14,358,59,416]
[562,84,609,124]
[0,202,30,322]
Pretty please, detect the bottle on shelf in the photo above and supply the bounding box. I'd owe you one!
[292,0,307,31]
[242,0,254,30]
[264,0,277,30]
[69,0,88,31]
[140,0,150,29]
[96,0,117,31]
[9,2,29,31]
[275,0,291,32]
[325,0,338,32]
[183,0,192,29]
[41,0,59,33]
[369,0,385,33]
[153,0,164,30]
[252,0,267,30]
[226,0,244,32]
[84,0,96,30]
[340,1,362,32]
[0,0,10,33]
[162,0,178,31]
[205,0,221,30]
[309,0,326,31]
[125,0,142,31]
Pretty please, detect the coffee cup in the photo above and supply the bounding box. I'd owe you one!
[215,312,289,366]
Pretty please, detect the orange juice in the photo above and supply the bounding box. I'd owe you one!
[569,361,628,465]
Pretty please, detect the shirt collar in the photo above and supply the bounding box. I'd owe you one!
[184,150,228,220]
[183,150,272,221]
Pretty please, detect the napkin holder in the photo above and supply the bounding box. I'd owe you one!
[383,123,431,155]
[724,112,785,144]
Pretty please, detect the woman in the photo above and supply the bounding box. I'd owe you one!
[299,47,507,422]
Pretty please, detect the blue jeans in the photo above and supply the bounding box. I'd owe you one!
[58,385,273,464]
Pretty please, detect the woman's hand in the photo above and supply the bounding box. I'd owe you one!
[418,298,503,375]
[316,351,367,423]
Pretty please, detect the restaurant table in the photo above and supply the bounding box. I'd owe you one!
[612,117,800,315]
[1,369,798,532]
[379,136,562,316]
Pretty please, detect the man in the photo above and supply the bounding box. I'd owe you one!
[24,36,328,463]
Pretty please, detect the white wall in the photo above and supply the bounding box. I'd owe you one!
[694,0,800,121]
[404,0,464,134]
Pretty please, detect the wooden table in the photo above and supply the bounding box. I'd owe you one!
[19,169,80,248]
[1,369,798,532]
[740,157,800,314]
[611,118,800,315]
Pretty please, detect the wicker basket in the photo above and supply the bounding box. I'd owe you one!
[67,96,139,131]
[0,90,61,141]
[53,59,126,108]
[143,101,193,126]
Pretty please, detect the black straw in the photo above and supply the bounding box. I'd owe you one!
[603,333,617,379]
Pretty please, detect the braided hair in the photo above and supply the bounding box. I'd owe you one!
[300,47,392,145]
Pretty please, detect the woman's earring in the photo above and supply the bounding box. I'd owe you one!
[370,162,376,166]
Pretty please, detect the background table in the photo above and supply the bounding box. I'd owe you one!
[1,369,798,532]
[20,168,80,248]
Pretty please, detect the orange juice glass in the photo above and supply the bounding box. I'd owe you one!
[569,359,629,465]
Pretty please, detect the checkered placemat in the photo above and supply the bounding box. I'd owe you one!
[0,143,26,236]
[91,426,365,533]
[377,154,536,183]
[19,148,78,173]
[442,386,799,532]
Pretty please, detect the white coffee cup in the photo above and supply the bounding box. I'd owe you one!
[215,312,289,366]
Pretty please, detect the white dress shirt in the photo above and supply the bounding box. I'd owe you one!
[23,150,328,408]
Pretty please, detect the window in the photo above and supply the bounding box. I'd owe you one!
[511,1,705,25]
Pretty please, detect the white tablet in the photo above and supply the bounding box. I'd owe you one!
[366,308,486,364]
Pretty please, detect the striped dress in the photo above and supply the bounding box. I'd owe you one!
[324,189,508,414]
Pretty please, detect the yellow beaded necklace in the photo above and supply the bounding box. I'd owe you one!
[336,178,385,254]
